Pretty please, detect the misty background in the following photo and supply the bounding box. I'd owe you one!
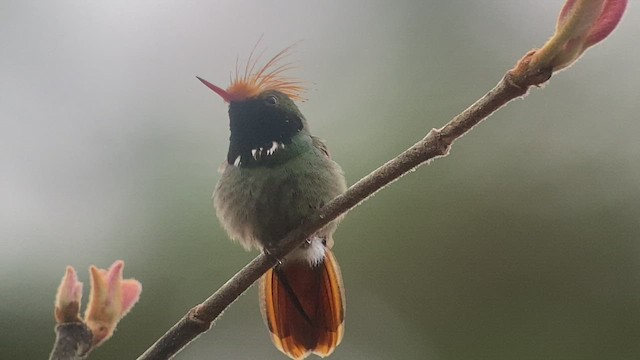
[1,1,639,359]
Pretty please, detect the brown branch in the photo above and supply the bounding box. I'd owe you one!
[49,323,93,360]
[137,56,553,360]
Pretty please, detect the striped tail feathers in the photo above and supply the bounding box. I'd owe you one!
[260,249,345,359]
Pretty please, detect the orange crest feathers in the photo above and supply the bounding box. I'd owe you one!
[198,43,306,103]
[227,44,306,102]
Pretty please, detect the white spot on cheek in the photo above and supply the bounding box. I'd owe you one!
[267,141,278,156]
[251,149,257,159]
[233,156,241,167]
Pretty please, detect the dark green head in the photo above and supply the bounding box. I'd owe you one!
[226,90,307,165]
[196,48,308,167]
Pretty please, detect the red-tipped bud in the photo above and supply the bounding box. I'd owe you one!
[532,0,627,71]
[54,266,84,323]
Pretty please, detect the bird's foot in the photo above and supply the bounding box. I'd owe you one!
[263,245,283,266]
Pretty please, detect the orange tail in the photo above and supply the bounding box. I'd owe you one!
[260,249,345,359]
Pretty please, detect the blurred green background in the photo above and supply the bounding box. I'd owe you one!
[2,1,639,359]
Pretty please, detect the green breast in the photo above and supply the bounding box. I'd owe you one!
[213,133,347,250]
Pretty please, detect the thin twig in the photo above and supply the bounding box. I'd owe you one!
[137,57,552,360]
[49,323,93,360]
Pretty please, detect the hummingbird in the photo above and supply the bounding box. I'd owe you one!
[197,46,347,359]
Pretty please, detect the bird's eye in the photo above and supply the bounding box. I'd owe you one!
[264,95,279,106]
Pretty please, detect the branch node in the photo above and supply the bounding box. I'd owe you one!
[427,128,451,157]
[188,305,214,332]
[508,50,553,91]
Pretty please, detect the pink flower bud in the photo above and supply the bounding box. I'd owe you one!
[532,0,627,71]
[54,266,84,323]
[84,261,142,346]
